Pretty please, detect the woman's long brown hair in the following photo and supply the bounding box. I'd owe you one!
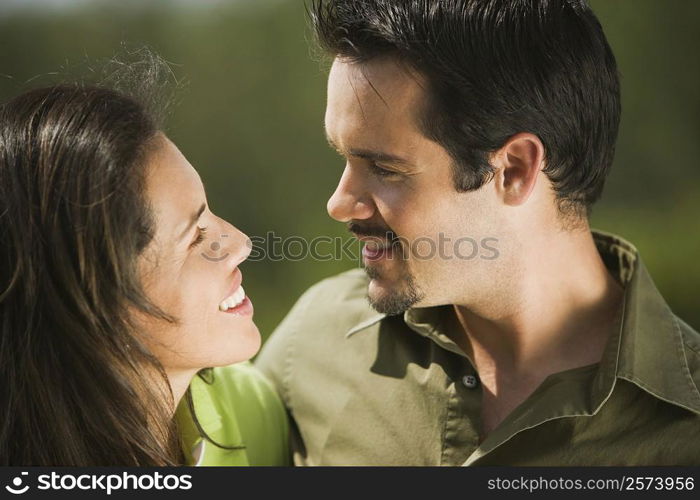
[0,80,183,465]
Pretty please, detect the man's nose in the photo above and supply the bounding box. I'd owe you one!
[326,166,375,222]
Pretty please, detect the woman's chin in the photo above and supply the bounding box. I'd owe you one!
[235,322,262,362]
[215,321,261,366]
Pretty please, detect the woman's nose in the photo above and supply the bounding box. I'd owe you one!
[326,166,375,222]
[215,220,251,268]
[231,228,252,265]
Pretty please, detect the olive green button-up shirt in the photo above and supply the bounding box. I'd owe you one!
[256,230,700,465]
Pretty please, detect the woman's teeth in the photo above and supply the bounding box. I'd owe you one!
[219,285,246,312]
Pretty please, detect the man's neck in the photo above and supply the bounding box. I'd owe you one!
[449,228,624,439]
[452,228,624,390]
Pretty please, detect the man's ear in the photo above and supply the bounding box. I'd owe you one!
[491,133,545,207]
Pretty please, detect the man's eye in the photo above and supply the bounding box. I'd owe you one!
[190,227,208,248]
[369,162,398,178]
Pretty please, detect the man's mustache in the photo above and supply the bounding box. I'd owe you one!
[347,222,398,242]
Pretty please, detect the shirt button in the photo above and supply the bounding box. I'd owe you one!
[462,374,479,389]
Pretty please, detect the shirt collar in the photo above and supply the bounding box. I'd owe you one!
[596,230,700,414]
[345,229,700,415]
[346,312,386,337]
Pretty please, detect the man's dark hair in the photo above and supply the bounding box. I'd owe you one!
[311,0,621,221]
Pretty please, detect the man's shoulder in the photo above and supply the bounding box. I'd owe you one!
[279,267,375,335]
[256,268,376,404]
[257,268,375,362]
[302,267,370,304]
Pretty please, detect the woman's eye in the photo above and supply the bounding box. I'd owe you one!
[190,226,208,248]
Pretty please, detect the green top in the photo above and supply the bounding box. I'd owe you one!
[175,362,290,466]
[256,230,700,465]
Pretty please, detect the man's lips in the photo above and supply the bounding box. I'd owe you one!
[362,244,391,260]
[356,235,400,262]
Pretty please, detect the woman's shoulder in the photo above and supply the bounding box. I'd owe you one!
[187,361,291,466]
[206,361,278,401]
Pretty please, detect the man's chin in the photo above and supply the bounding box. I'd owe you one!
[365,273,423,316]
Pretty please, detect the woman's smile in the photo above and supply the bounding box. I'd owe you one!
[218,269,254,316]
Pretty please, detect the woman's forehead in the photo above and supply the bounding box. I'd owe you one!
[144,136,205,240]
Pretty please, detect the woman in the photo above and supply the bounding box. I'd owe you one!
[0,75,289,465]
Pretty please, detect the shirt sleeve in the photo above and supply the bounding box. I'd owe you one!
[210,362,292,466]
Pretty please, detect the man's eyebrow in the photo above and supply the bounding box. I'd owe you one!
[179,202,206,241]
[325,134,413,168]
[348,148,413,167]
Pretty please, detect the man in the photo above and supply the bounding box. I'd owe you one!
[256,0,700,465]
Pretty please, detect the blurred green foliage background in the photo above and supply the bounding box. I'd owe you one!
[0,0,697,337]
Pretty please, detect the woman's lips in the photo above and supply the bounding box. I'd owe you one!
[218,268,253,315]
[221,295,253,316]
[219,284,246,311]
[222,268,242,300]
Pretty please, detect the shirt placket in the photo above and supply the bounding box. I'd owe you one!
[440,362,483,465]
[404,314,484,465]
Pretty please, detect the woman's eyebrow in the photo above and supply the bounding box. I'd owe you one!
[178,202,206,241]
